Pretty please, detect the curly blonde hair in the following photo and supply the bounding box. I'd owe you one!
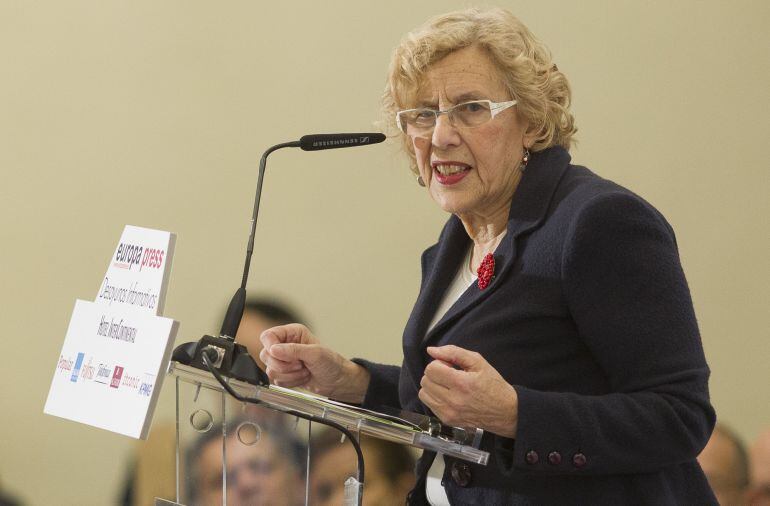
[383,7,577,173]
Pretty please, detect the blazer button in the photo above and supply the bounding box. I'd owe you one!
[573,453,587,468]
[548,451,562,465]
[525,450,539,465]
[450,461,472,487]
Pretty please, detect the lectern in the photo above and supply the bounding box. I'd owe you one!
[158,361,489,505]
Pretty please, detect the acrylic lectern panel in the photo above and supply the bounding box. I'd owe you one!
[173,366,310,506]
[167,361,489,506]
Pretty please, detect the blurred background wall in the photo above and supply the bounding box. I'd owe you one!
[1,0,768,504]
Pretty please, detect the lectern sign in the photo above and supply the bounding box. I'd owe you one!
[44,225,179,439]
[97,225,175,316]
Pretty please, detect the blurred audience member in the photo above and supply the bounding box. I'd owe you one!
[0,477,23,506]
[119,422,177,506]
[748,428,770,505]
[309,428,415,505]
[697,423,749,505]
[189,419,306,506]
[0,493,21,506]
[119,296,306,505]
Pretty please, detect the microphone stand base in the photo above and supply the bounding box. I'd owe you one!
[171,336,269,386]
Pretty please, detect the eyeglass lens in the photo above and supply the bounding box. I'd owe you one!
[400,101,493,134]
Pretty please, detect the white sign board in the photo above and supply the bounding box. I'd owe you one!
[44,300,178,438]
[45,225,179,439]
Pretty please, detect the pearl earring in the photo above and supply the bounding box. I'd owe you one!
[519,148,531,172]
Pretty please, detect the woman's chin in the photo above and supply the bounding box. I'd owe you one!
[430,194,473,216]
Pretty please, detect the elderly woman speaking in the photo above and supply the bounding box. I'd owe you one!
[253,7,716,505]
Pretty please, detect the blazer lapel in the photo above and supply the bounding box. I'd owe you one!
[401,217,469,387]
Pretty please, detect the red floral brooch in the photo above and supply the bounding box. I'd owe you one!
[477,253,495,290]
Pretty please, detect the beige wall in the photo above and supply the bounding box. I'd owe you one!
[1,1,768,504]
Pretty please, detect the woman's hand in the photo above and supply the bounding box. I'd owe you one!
[253,323,370,403]
[419,345,519,438]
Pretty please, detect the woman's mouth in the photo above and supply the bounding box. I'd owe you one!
[431,161,471,185]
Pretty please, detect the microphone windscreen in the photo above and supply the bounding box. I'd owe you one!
[299,133,386,151]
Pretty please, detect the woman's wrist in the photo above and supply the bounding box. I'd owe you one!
[490,385,519,438]
[331,360,371,404]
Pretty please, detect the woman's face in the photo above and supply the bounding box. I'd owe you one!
[410,45,532,219]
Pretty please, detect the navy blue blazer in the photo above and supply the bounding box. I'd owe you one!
[355,146,716,505]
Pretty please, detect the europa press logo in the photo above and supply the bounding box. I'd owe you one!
[113,242,165,271]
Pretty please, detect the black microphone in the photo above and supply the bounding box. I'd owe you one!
[299,133,386,151]
[174,132,386,386]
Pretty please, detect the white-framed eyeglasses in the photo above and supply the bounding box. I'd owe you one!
[395,99,517,135]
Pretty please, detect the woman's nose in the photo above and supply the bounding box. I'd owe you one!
[431,113,461,149]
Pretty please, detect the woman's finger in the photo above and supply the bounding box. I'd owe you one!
[271,370,312,388]
[264,356,305,374]
[418,386,441,410]
[267,366,310,381]
[426,345,481,370]
[260,323,314,349]
[420,374,452,401]
[424,359,464,388]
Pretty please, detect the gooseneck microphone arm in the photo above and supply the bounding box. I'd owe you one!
[219,140,301,339]
[219,133,385,339]
[243,141,301,290]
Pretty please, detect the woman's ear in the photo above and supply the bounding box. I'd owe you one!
[522,121,538,150]
[513,109,536,149]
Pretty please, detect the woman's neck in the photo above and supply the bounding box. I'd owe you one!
[458,205,510,273]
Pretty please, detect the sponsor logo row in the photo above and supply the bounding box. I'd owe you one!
[56,352,155,397]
